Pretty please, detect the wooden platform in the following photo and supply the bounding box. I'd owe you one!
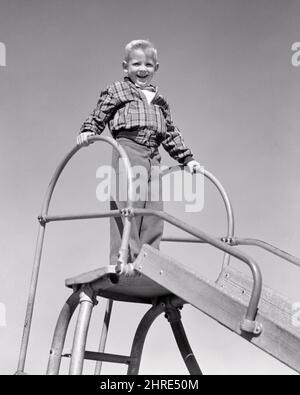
[65,264,171,304]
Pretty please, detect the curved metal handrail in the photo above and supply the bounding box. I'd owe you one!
[17,136,134,373]
[40,136,134,216]
[161,165,235,267]
[133,208,262,326]
[231,238,300,268]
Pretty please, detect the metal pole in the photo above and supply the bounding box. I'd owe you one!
[170,319,202,375]
[165,307,202,375]
[232,238,300,268]
[127,303,165,375]
[116,215,133,274]
[163,236,217,243]
[69,288,95,375]
[44,210,122,223]
[46,291,80,375]
[16,223,46,374]
[202,168,234,267]
[84,351,131,364]
[94,299,113,375]
[162,237,300,266]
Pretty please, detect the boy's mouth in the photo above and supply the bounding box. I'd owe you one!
[133,74,151,87]
[137,75,148,80]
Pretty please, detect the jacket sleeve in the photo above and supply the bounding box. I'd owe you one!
[161,102,194,165]
[80,85,119,135]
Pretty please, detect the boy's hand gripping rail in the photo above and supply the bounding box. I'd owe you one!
[17,135,134,374]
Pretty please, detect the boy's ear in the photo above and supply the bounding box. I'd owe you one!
[122,60,128,73]
[155,62,160,72]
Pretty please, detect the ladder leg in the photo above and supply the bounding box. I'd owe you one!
[165,306,203,375]
[94,299,114,375]
[69,286,96,375]
[16,223,46,374]
[127,302,165,375]
[46,291,80,375]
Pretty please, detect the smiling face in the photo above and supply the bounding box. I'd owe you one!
[123,48,159,88]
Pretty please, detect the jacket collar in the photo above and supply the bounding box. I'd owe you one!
[124,76,157,93]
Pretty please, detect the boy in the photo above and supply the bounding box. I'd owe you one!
[77,39,201,265]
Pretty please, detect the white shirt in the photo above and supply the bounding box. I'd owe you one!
[141,89,156,104]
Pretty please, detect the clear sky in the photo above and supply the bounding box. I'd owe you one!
[0,0,300,375]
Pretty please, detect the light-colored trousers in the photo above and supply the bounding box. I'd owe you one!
[110,137,164,265]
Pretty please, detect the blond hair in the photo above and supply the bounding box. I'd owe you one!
[124,39,158,63]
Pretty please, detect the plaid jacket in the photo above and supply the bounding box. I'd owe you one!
[80,77,193,164]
